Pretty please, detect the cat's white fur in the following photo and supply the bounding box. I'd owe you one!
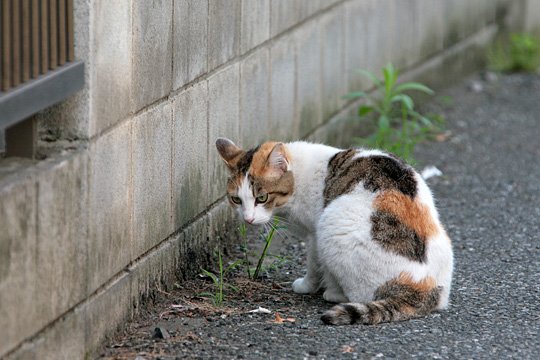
[233,141,453,309]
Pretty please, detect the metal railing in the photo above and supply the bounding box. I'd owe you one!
[0,0,84,158]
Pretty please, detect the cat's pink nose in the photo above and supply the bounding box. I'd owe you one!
[245,217,254,224]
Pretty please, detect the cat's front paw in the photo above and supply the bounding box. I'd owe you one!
[292,277,316,294]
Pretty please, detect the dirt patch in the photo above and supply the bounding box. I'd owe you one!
[98,232,324,359]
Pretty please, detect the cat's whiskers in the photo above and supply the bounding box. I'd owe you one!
[267,219,289,243]
[271,215,293,229]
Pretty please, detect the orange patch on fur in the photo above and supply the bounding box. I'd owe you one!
[249,141,291,178]
[249,142,278,177]
[396,272,437,293]
[373,190,439,240]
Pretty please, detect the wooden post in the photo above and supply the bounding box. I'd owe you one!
[58,0,66,65]
[2,0,12,91]
[32,0,40,78]
[67,0,74,61]
[12,0,21,87]
[49,0,57,69]
[5,116,38,159]
[41,0,49,73]
[22,0,31,82]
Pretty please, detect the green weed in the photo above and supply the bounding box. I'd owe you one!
[488,33,540,72]
[238,217,285,280]
[256,253,289,274]
[345,63,442,163]
[253,218,280,279]
[238,223,251,279]
[199,249,242,306]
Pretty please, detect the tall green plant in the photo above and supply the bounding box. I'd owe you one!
[345,63,441,163]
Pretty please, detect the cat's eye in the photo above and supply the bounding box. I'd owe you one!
[230,195,242,205]
[256,193,268,204]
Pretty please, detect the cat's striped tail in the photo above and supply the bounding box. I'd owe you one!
[321,273,441,325]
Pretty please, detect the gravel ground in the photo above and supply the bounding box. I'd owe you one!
[99,72,540,359]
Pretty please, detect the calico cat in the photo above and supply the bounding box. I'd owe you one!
[216,138,453,325]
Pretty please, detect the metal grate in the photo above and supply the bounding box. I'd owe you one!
[1,0,75,92]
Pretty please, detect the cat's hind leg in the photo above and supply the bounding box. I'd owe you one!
[322,270,348,303]
[292,234,322,294]
[321,272,440,325]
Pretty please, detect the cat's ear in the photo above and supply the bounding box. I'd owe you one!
[266,143,289,178]
[216,138,243,169]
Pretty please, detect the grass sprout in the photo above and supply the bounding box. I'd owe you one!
[199,249,242,306]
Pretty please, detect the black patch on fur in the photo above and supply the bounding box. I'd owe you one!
[371,211,426,262]
[320,312,334,325]
[235,146,260,175]
[343,304,361,324]
[324,150,417,207]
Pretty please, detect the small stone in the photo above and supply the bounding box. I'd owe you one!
[469,80,483,92]
[153,326,170,340]
[483,71,498,83]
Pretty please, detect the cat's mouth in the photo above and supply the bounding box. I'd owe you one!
[244,216,271,226]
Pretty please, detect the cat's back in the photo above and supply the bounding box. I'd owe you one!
[323,148,418,205]
[320,147,448,261]
[322,147,436,211]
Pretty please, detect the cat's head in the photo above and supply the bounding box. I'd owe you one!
[216,138,294,225]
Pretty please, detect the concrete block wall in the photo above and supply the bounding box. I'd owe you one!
[524,0,540,36]
[1,0,538,358]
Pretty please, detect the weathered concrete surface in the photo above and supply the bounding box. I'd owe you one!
[173,0,208,89]
[132,0,173,112]
[525,0,540,35]
[295,20,322,138]
[6,304,87,360]
[208,64,240,203]
[172,82,209,229]
[270,0,299,37]
[34,154,89,332]
[240,49,270,147]
[90,0,132,136]
[0,175,37,357]
[269,34,296,141]
[241,0,270,53]
[208,0,241,70]
[344,0,371,93]
[0,152,89,358]
[320,7,346,121]
[132,103,173,257]
[87,122,132,294]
